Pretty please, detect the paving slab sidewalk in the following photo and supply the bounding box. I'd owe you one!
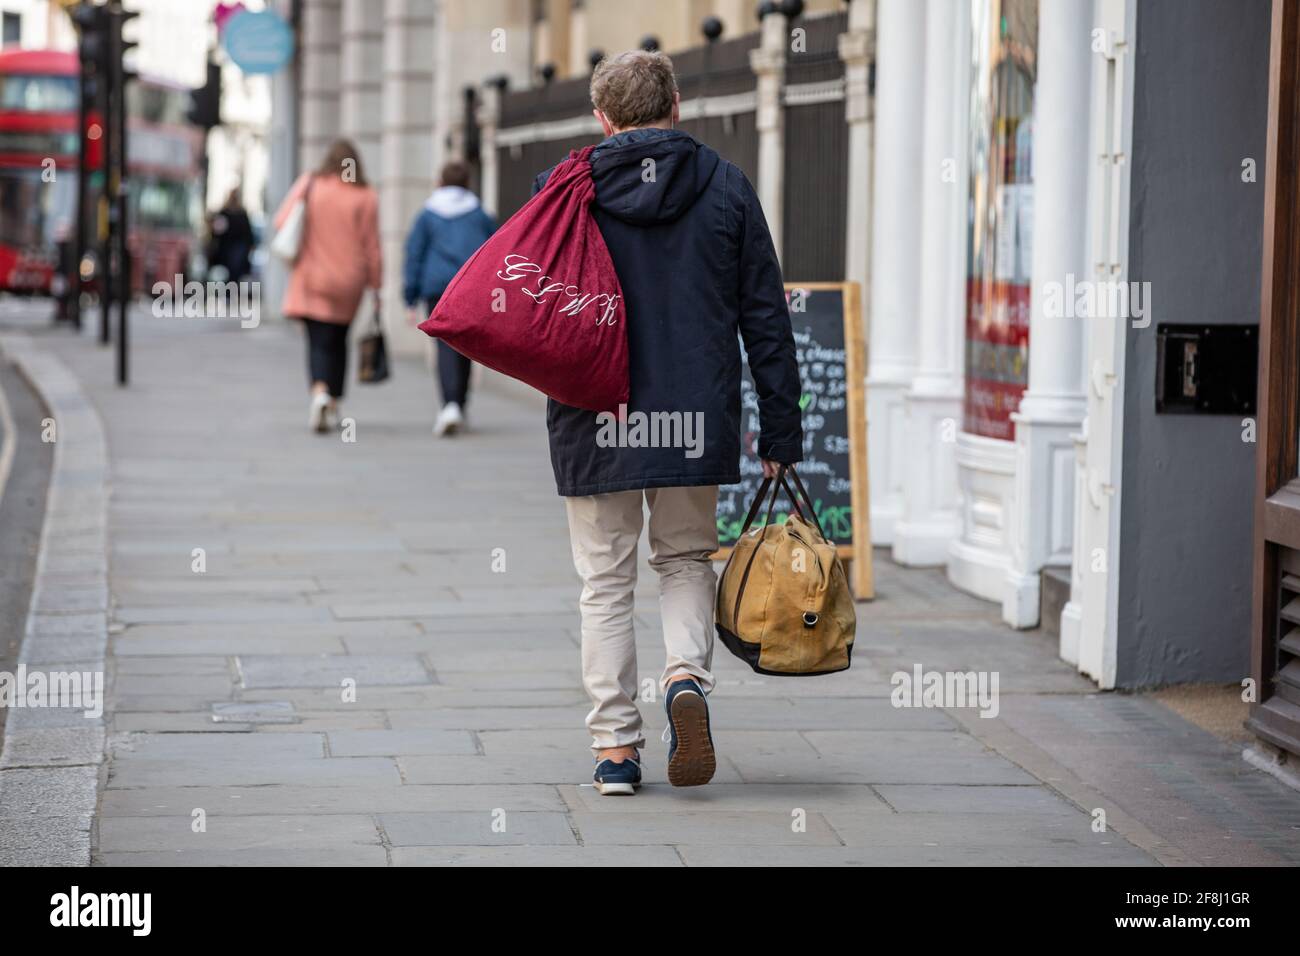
[4,311,1300,866]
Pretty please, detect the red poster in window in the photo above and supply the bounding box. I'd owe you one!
[962,275,1031,441]
[962,14,1037,441]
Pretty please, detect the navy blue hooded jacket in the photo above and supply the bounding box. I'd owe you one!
[403,186,496,306]
[534,127,802,497]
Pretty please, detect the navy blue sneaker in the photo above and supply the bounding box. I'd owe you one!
[664,678,716,787]
[593,753,642,795]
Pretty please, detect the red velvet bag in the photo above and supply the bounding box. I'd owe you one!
[418,146,628,412]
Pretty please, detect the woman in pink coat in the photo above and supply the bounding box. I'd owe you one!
[274,139,382,431]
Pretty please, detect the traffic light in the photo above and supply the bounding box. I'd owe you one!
[71,2,108,172]
[70,3,137,89]
[72,2,109,76]
[66,1,139,374]
[110,6,139,85]
[187,60,221,130]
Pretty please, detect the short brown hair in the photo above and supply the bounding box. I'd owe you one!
[590,50,678,130]
[440,160,471,189]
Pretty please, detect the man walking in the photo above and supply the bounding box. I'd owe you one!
[535,51,802,794]
[404,160,496,436]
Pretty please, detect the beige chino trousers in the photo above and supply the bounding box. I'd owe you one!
[564,485,719,755]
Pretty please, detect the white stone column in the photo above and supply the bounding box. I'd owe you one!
[838,0,874,364]
[299,0,342,164]
[1059,416,1088,664]
[264,0,299,321]
[478,80,504,219]
[865,0,925,545]
[750,7,787,264]
[381,0,437,356]
[443,87,469,175]
[715,0,749,40]
[568,1,589,77]
[340,0,384,181]
[430,0,452,179]
[1000,0,1091,627]
[893,0,967,566]
[1075,0,1136,687]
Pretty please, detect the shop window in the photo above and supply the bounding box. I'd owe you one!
[963,0,1038,441]
[2,13,20,47]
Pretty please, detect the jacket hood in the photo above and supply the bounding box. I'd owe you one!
[590,128,719,226]
[424,185,480,219]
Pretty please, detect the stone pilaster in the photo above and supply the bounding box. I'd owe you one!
[838,0,875,372]
[893,0,968,567]
[381,0,437,355]
[749,6,787,263]
[340,0,384,180]
[1001,0,1091,627]
[865,0,925,544]
[299,0,342,163]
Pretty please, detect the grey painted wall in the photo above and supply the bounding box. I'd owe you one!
[1116,0,1269,687]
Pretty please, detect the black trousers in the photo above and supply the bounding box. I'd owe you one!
[302,317,348,398]
[425,300,471,406]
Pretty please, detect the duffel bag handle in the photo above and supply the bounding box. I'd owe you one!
[737,476,771,538]
[735,464,827,542]
[774,468,826,541]
[736,469,790,539]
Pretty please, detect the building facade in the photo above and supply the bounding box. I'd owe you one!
[0,0,76,50]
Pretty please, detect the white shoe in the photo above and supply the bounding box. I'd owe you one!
[309,392,330,433]
[433,402,464,437]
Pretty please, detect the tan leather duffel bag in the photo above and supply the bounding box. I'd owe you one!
[716,465,856,675]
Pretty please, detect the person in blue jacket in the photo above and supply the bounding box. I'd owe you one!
[403,161,496,436]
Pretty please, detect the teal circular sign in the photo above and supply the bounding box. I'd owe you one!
[222,9,294,75]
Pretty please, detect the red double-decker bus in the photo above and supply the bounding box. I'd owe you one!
[0,48,80,294]
[0,47,203,297]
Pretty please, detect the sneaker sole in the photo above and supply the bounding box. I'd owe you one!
[593,780,638,796]
[667,693,716,787]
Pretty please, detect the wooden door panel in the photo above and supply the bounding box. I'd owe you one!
[1250,0,1300,758]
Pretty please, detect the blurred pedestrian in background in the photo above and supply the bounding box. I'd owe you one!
[403,160,495,437]
[207,186,255,283]
[274,139,382,433]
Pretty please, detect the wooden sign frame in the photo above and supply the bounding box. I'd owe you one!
[714,281,874,600]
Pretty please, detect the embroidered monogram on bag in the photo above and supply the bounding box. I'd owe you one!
[496,254,622,326]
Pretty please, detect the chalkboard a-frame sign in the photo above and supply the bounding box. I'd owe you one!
[716,282,874,599]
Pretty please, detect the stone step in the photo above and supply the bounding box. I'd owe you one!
[1038,566,1071,638]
